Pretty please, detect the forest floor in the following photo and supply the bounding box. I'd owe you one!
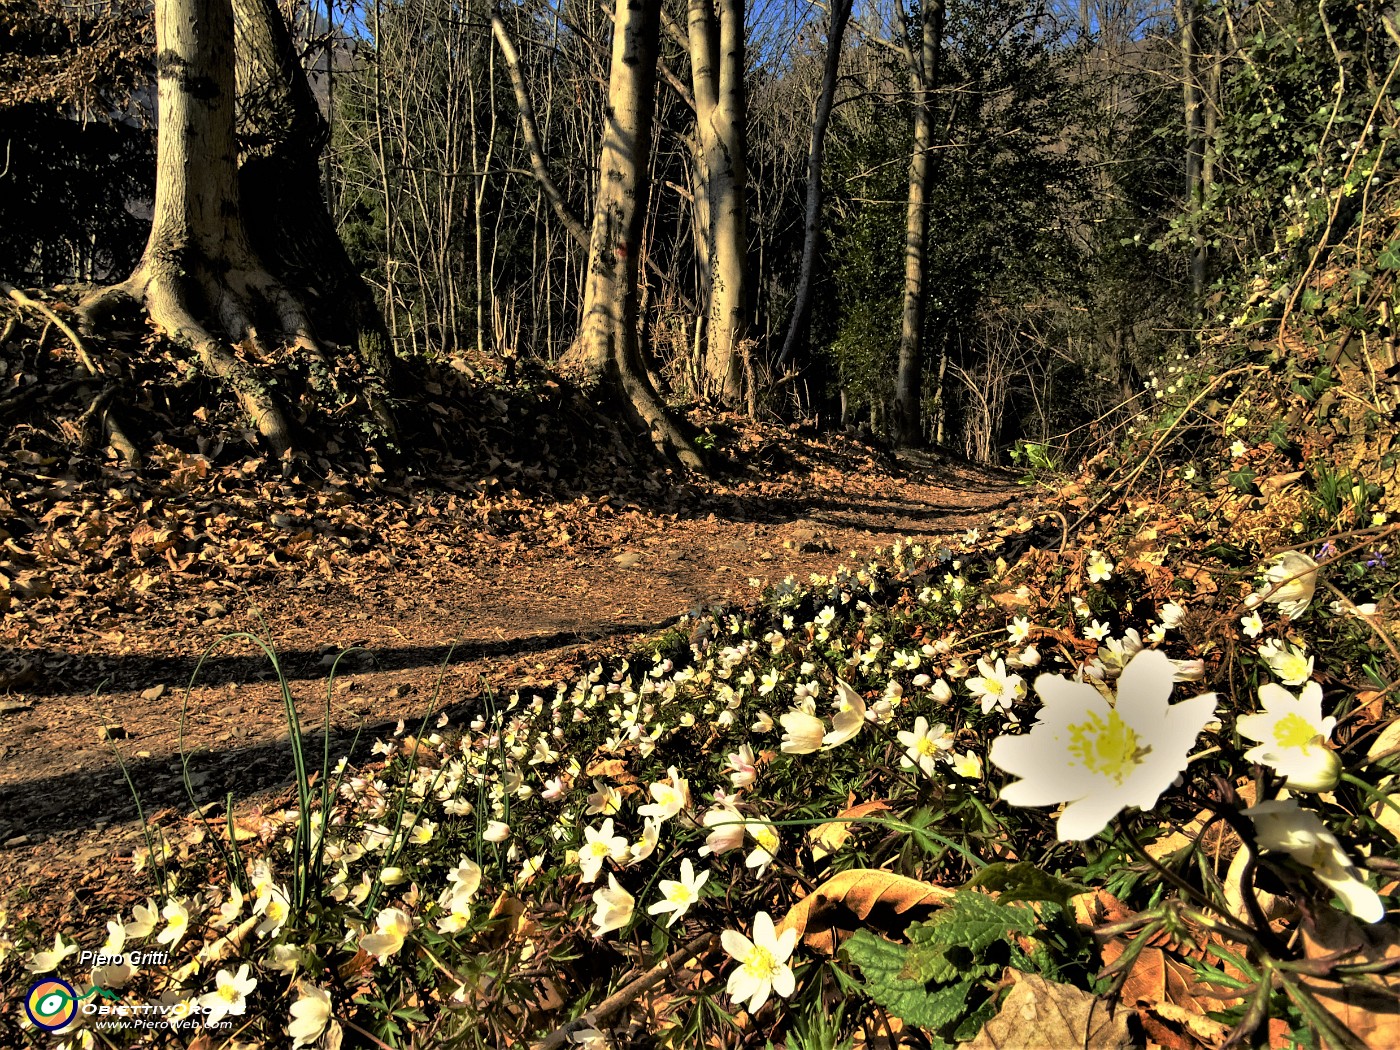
[0,412,1019,938]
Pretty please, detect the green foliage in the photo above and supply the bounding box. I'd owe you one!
[842,891,1057,1046]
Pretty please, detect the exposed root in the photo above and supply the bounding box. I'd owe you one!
[617,368,706,472]
[2,281,100,376]
[76,385,143,469]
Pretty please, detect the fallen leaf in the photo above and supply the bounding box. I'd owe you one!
[958,971,1135,1050]
[775,868,955,950]
[1299,908,1400,1049]
[809,800,891,860]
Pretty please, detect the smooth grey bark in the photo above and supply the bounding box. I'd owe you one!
[563,0,702,470]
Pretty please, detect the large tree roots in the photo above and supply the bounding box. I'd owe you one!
[75,256,397,465]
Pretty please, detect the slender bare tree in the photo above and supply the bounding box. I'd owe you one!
[893,0,944,446]
[777,0,853,370]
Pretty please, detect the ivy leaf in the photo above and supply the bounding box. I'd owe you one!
[1377,240,1400,269]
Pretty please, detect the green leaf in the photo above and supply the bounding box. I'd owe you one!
[844,931,975,1034]
[910,890,1037,954]
[1377,240,1400,269]
[900,942,959,985]
[965,862,1085,910]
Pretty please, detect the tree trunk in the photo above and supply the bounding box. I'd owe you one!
[78,0,392,461]
[77,0,296,455]
[563,0,702,471]
[893,0,944,447]
[687,0,748,406]
[233,0,392,379]
[776,0,852,370]
[1176,0,1206,317]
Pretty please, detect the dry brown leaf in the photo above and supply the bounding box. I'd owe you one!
[775,868,955,951]
[957,971,1135,1050]
[1299,908,1400,1049]
[808,800,891,860]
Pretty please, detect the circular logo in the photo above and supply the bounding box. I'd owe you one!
[26,978,79,1032]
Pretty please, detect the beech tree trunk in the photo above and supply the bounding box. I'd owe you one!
[893,0,944,447]
[233,0,392,378]
[777,0,852,369]
[78,0,393,461]
[563,0,702,471]
[78,0,297,455]
[687,0,748,406]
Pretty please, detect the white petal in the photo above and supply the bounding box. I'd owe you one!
[1056,793,1125,841]
[1112,650,1176,730]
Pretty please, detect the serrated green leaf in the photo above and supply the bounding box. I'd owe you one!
[846,931,976,1034]
[900,942,959,984]
[966,862,1085,909]
[909,891,1036,955]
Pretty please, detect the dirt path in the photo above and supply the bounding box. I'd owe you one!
[0,443,1017,926]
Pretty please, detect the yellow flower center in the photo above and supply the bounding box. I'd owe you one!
[1067,711,1146,784]
[218,984,241,1004]
[666,883,696,904]
[1280,654,1311,681]
[586,840,612,859]
[916,736,940,758]
[1273,713,1320,750]
[753,827,778,853]
[984,678,1004,696]
[743,945,780,981]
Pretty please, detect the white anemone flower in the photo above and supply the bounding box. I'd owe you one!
[359,907,414,963]
[988,650,1217,841]
[1097,629,1144,678]
[124,899,159,940]
[745,822,780,876]
[897,717,953,778]
[951,751,983,779]
[627,817,662,865]
[1237,682,1340,792]
[638,768,690,821]
[287,983,332,1048]
[446,857,482,899]
[647,858,710,927]
[728,744,758,789]
[1087,551,1114,583]
[482,821,511,843]
[699,803,746,857]
[578,819,630,884]
[591,875,635,938]
[1246,800,1384,922]
[721,911,797,1015]
[197,964,256,1025]
[26,933,78,974]
[1007,617,1031,645]
[156,899,191,949]
[966,657,1026,718]
[822,679,866,750]
[1260,551,1319,618]
[585,779,624,817]
[1241,612,1265,638]
[779,709,826,755]
[1259,638,1314,686]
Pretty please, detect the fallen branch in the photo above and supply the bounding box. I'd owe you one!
[532,932,718,1050]
[1,281,100,377]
